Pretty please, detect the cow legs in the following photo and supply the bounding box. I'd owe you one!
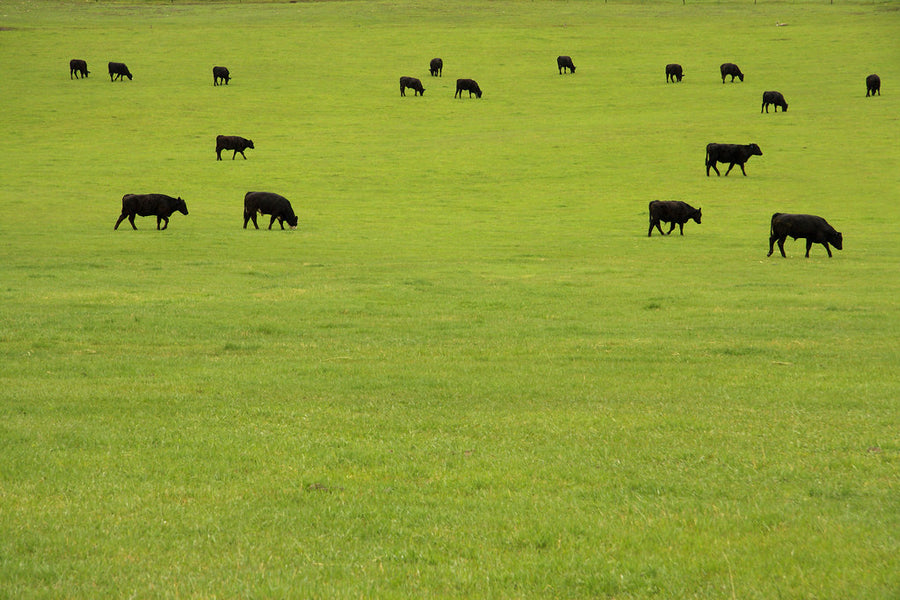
[677,223,685,235]
[216,150,223,160]
[114,213,128,230]
[777,237,786,257]
[707,162,720,176]
[648,219,664,237]
[738,163,748,176]
[128,215,137,230]
[823,243,833,257]
[158,216,170,230]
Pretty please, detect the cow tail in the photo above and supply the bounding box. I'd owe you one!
[770,213,782,236]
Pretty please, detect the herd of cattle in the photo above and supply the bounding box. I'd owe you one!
[72,53,877,258]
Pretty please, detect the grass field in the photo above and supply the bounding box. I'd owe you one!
[1,1,898,597]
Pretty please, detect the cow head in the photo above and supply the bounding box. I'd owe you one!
[749,143,762,156]
[475,89,483,98]
[286,214,299,230]
[738,73,744,82]
[676,73,683,82]
[176,197,189,215]
[247,140,255,149]
[692,208,702,224]
[829,230,843,250]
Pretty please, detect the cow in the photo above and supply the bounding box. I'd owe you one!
[648,200,702,237]
[768,213,843,258]
[665,63,683,83]
[400,76,425,96]
[705,143,762,176]
[216,135,254,160]
[866,74,881,97]
[720,62,744,83]
[455,78,482,98]
[761,90,788,113]
[108,62,132,81]
[429,58,443,77]
[243,192,298,230]
[557,56,576,74]
[114,194,188,230]
[213,66,231,86]
[69,59,89,79]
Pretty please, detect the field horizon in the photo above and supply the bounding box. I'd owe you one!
[1,1,898,597]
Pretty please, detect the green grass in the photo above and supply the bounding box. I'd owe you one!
[1,1,898,597]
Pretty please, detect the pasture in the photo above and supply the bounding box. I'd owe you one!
[1,0,898,597]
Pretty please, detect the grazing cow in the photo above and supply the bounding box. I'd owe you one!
[243,191,298,230]
[213,66,231,86]
[768,213,843,258]
[665,63,683,83]
[866,74,881,97]
[761,90,788,113]
[705,142,762,176]
[108,61,132,81]
[400,76,425,96]
[455,78,482,98]
[114,194,188,230]
[216,135,254,160]
[648,200,702,237]
[69,59,89,79]
[429,58,443,77]
[720,62,744,83]
[557,55,576,74]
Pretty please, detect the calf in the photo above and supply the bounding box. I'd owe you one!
[648,200,701,237]
[216,135,254,160]
[429,58,443,77]
[400,76,425,96]
[557,56,576,74]
[705,142,762,176]
[761,90,788,112]
[768,213,842,258]
[108,61,132,81]
[665,63,683,83]
[866,74,880,97]
[213,66,231,86]
[114,194,188,230]
[69,59,89,79]
[243,191,298,230]
[720,62,744,83]
[455,78,482,98]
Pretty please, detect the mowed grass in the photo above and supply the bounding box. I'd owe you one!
[1,1,898,597]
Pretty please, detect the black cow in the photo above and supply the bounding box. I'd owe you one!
[213,66,231,86]
[400,76,425,96]
[429,58,443,77]
[69,59,89,79]
[648,200,702,237]
[768,213,843,258]
[665,63,683,83]
[866,74,881,97]
[720,62,744,83]
[557,56,576,74]
[216,135,254,160]
[761,91,788,113]
[455,78,482,98]
[108,62,132,81]
[705,143,762,176]
[114,194,188,230]
[243,192,298,230]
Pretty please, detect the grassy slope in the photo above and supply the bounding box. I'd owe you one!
[1,1,898,597]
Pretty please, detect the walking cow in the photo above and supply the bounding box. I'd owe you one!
[108,62,132,81]
[114,194,188,230]
[400,76,425,96]
[429,58,443,77]
[557,56,576,74]
[768,213,843,258]
[665,63,683,83]
[705,143,762,176]
[866,74,881,97]
[69,59,89,79]
[761,91,788,112]
[648,200,702,237]
[243,192,298,230]
[720,62,744,83]
[216,135,254,160]
[213,66,231,86]
[455,78,482,98]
